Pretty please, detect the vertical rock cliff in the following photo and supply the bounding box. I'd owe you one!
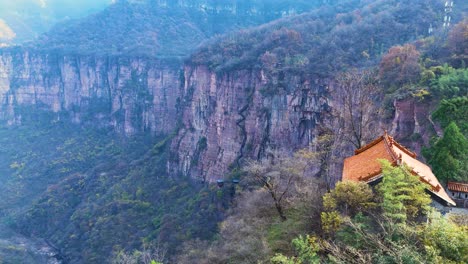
[171,65,332,181]
[390,98,441,156]
[0,49,335,181]
[0,49,181,134]
[0,49,440,182]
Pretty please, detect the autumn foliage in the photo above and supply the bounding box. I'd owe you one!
[379,44,421,87]
[447,20,468,66]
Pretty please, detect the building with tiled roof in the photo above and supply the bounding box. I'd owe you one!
[447,182,468,208]
[342,132,456,207]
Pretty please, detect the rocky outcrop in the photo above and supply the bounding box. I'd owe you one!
[389,98,440,156]
[171,66,331,181]
[0,49,181,134]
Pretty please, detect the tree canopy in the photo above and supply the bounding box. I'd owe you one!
[432,96,468,136]
[425,122,468,183]
[377,160,431,224]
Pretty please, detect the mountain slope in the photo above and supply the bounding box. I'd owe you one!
[172,0,447,181]
[28,0,328,57]
[191,0,443,75]
[0,115,226,263]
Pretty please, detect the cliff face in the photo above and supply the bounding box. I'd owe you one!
[0,49,335,181]
[171,65,444,181]
[172,65,332,181]
[389,98,440,156]
[0,49,438,182]
[0,50,181,134]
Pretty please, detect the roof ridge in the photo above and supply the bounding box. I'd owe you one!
[411,168,440,191]
[354,136,385,155]
[353,132,415,158]
[383,134,399,162]
[391,139,417,158]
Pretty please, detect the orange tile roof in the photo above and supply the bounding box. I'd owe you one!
[448,182,468,193]
[342,133,456,206]
[343,139,395,182]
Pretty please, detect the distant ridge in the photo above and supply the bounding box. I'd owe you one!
[26,0,328,57]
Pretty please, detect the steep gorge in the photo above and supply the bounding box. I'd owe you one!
[0,48,438,183]
[0,0,461,261]
[0,0,447,182]
[0,49,334,181]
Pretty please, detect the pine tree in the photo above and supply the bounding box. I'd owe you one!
[377,160,431,224]
[428,122,468,183]
[432,97,468,136]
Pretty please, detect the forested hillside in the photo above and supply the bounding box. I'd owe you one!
[0,111,231,263]
[176,17,468,262]
[191,0,440,73]
[28,0,328,57]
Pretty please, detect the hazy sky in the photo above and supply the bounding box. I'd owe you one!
[0,0,113,43]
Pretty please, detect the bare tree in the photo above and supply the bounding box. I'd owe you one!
[140,243,167,264]
[112,243,166,264]
[112,252,138,264]
[300,132,342,191]
[176,149,326,264]
[334,69,381,149]
[244,149,323,221]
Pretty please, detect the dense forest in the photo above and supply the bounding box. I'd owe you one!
[0,0,466,263]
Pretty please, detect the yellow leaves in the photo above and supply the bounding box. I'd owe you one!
[323,181,375,215]
[322,193,336,212]
[321,211,343,234]
[270,253,296,264]
[395,56,401,64]
[412,88,430,101]
[321,181,374,235]
[305,235,320,253]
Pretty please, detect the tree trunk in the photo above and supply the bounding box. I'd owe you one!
[269,190,287,221]
[275,201,287,221]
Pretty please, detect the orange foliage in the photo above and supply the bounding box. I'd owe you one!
[447,21,468,66]
[378,44,421,87]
